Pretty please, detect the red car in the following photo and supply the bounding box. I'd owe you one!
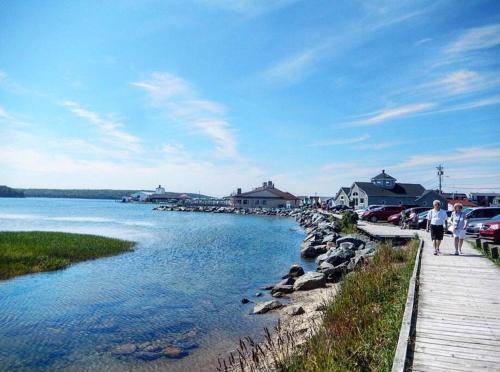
[388,207,430,225]
[480,220,500,243]
[362,205,406,222]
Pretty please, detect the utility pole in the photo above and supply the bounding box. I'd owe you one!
[437,164,444,194]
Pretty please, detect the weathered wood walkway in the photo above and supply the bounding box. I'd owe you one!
[413,232,500,371]
[359,221,500,371]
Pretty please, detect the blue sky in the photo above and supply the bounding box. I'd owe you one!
[0,0,499,196]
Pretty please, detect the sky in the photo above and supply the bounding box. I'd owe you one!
[0,0,499,197]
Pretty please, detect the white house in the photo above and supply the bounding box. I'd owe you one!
[130,191,153,202]
[155,185,166,194]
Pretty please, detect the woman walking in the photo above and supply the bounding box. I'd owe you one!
[450,203,467,255]
[426,200,448,255]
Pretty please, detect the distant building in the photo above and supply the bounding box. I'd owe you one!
[149,192,191,203]
[334,187,350,206]
[348,170,426,208]
[230,181,299,209]
[469,192,500,206]
[446,198,477,211]
[415,190,448,210]
[155,185,166,194]
[130,191,153,202]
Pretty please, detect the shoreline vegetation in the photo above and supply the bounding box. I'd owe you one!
[0,231,134,280]
[215,208,418,372]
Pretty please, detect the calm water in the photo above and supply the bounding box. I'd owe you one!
[0,198,311,371]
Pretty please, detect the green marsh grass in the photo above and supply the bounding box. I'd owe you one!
[0,231,134,280]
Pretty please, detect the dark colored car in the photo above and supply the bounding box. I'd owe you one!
[417,209,452,229]
[388,207,431,225]
[362,205,406,222]
[332,204,351,211]
[480,219,500,243]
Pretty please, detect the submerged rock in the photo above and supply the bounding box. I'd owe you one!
[293,272,326,291]
[112,343,137,355]
[135,351,163,361]
[162,346,184,358]
[253,300,283,314]
[241,298,250,304]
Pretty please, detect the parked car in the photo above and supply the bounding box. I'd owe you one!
[480,216,500,243]
[332,204,351,212]
[466,207,500,235]
[388,207,430,225]
[355,205,383,218]
[362,205,406,222]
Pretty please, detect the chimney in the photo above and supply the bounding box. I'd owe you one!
[263,182,267,188]
[237,188,241,195]
[382,170,385,174]
[268,180,273,188]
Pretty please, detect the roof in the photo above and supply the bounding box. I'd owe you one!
[235,186,299,200]
[371,170,396,181]
[150,192,191,199]
[447,198,477,207]
[415,189,447,202]
[354,182,425,198]
[334,187,350,200]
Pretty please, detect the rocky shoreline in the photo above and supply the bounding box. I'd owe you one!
[153,205,298,217]
[219,209,378,371]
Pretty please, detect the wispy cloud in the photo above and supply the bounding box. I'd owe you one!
[394,146,500,169]
[353,142,394,151]
[432,95,500,114]
[263,47,323,83]
[446,23,500,54]
[420,70,500,97]
[343,103,435,127]
[309,134,370,147]
[132,72,238,158]
[202,0,301,16]
[61,101,141,152]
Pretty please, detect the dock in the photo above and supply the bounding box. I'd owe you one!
[361,222,500,371]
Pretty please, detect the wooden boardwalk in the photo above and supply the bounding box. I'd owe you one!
[358,221,500,371]
[413,233,500,371]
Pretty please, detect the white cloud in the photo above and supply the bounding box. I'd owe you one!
[434,95,500,114]
[446,23,500,54]
[353,142,394,151]
[393,146,500,169]
[61,101,141,153]
[422,70,500,97]
[264,48,321,83]
[132,72,238,158]
[0,69,6,81]
[310,134,370,147]
[343,103,435,127]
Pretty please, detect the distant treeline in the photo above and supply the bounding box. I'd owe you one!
[0,186,25,198]
[14,188,209,200]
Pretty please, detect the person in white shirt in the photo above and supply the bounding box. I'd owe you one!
[450,203,467,255]
[426,200,448,255]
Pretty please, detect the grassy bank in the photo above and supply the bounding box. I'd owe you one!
[281,239,419,372]
[471,239,500,267]
[0,231,134,280]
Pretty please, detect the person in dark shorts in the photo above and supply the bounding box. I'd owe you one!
[426,200,448,255]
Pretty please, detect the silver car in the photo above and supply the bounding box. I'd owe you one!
[466,207,500,234]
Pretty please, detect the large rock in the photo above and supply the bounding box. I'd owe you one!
[315,252,330,266]
[288,264,305,278]
[271,284,294,294]
[335,235,366,250]
[253,300,283,314]
[317,261,334,273]
[112,343,137,355]
[324,261,349,281]
[293,272,326,291]
[285,305,305,316]
[301,242,327,258]
[347,255,365,271]
[324,247,355,267]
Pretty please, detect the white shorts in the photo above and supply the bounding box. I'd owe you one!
[453,229,466,239]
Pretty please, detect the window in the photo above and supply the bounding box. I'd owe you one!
[263,200,267,205]
[237,199,241,204]
[353,192,358,196]
[360,198,364,204]
[255,200,259,205]
[243,199,248,205]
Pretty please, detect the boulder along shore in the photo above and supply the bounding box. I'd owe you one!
[214,208,378,371]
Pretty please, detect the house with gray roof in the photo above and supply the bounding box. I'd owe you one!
[349,170,426,208]
[230,181,299,209]
[334,187,350,206]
